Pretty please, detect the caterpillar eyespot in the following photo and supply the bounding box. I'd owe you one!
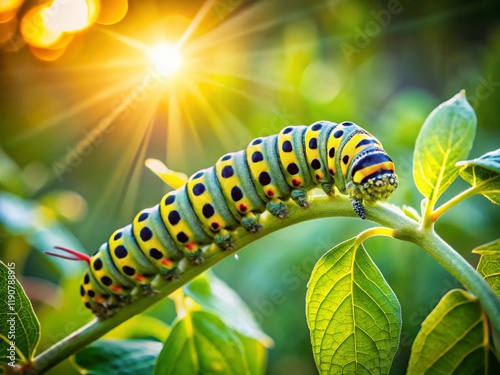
[47,120,398,319]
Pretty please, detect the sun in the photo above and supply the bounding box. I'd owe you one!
[149,43,183,76]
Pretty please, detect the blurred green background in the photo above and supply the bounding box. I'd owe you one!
[1,0,499,374]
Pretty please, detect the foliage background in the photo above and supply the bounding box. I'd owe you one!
[0,0,499,374]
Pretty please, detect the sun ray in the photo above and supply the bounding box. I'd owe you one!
[195,65,290,91]
[165,84,205,173]
[188,0,333,56]
[195,75,281,113]
[80,91,163,237]
[116,115,156,220]
[7,75,140,147]
[100,27,151,52]
[177,0,218,48]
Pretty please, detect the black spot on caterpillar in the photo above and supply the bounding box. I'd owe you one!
[47,121,398,319]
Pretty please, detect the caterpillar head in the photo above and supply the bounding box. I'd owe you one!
[346,149,398,204]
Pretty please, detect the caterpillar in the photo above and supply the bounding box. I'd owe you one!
[47,121,398,319]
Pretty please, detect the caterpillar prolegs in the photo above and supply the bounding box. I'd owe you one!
[48,121,398,319]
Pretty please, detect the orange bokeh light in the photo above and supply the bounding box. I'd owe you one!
[0,0,23,13]
[44,0,98,33]
[20,0,99,54]
[29,44,67,61]
[21,4,63,48]
[96,0,128,25]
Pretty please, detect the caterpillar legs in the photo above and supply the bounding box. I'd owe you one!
[241,213,262,233]
[160,267,180,281]
[266,199,289,219]
[321,182,334,196]
[291,189,309,208]
[351,199,366,220]
[184,248,204,265]
[215,230,235,251]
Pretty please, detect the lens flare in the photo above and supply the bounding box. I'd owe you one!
[149,43,183,76]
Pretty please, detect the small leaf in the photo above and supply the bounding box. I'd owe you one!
[145,158,189,189]
[401,205,421,221]
[73,339,162,375]
[472,239,500,296]
[413,90,477,202]
[457,149,500,205]
[154,310,250,375]
[306,238,401,374]
[183,271,273,347]
[0,260,41,365]
[408,289,488,374]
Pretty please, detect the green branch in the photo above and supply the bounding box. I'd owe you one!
[431,184,482,222]
[18,194,500,374]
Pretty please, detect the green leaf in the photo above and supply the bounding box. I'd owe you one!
[236,333,267,375]
[472,239,500,297]
[408,289,488,374]
[457,149,500,205]
[183,271,273,347]
[0,260,41,365]
[154,310,250,375]
[413,90,477,202]
[73,339,162,375]
[0,192,83,276]
[306,238,401,374]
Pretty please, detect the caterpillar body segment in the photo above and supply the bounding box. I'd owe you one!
[131,206,181,279]
[215,151,266,233]
[49,120,398,319]
[186,167,239,250]
[160,186,212,263]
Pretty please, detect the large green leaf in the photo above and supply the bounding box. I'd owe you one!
[183,271,273,347]
[408,289,488,374]
[472,239,500,297]
[0,260,41,365]
[457,149,500,205]
[73,339,162,375]
[413,90,477,202]
[236,333,267,375]
[306,238,401,374]
[154,310,250,375]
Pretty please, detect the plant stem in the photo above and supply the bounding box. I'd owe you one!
[378,204,500,333]
[421,197,435,230]
[431,184,481,222]
[410,228,500,331]
[354,227,395,248]
[24,194,500,374]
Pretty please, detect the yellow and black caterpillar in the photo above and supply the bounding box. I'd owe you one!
[49,121,398,318]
